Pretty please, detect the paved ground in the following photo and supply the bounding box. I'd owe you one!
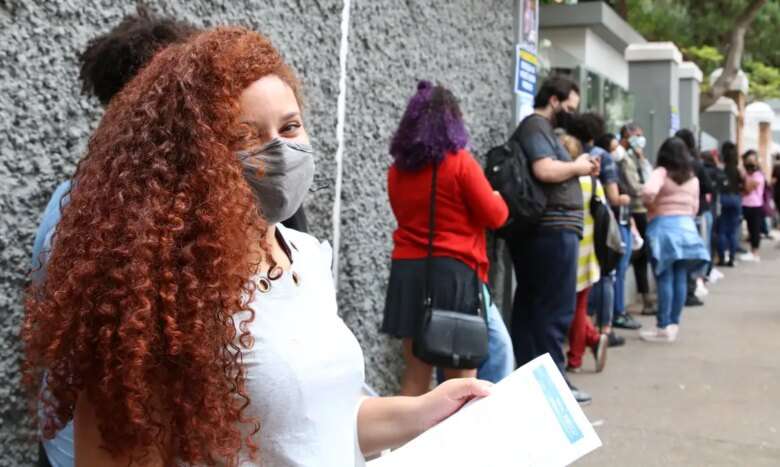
[571,237,780,467]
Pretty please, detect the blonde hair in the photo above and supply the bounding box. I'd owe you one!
[560,133,583,159]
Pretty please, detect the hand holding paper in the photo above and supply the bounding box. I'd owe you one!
[368,354,601,467]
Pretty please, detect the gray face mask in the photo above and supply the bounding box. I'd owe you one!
[237,138,315,224]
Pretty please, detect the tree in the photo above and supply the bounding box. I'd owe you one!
[699,0,769,109]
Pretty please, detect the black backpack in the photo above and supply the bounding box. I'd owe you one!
[484,120,547,239]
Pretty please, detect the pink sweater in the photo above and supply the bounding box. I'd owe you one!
[642,167,699,221]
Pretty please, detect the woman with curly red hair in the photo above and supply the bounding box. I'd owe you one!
[23,27,490,466]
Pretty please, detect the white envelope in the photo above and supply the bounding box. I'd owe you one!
[368,354,601,467]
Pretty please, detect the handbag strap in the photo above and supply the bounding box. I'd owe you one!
[423,162,487,321]
[424,162,439,308]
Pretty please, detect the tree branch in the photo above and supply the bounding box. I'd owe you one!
[699,0,769,110]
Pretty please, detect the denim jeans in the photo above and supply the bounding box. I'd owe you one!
[509,228,578,376]
[613,224,633,317]
[656,261,688,328]
[717,195,742,261]
[436,285,514,384]
[477,285,514,382]
[589,274,614,329]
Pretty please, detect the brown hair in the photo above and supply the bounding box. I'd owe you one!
[23,27,300,465]
[560,133,583,159]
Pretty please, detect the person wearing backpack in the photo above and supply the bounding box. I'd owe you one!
[505,76,598,399]
[559,134,608,383]
[566,114,631,348]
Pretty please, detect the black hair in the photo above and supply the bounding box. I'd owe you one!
[79,5,199,106]
[595,133,617,152]
[674,129,698,158]
[656,137,694,185]
[722,141,741,192]
[533,75,580,109]
[742,149,758,161]
[565,112,606,145]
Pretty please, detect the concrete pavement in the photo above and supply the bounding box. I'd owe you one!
[571,238,780,466]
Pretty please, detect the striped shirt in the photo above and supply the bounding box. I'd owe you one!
[576,176,603,292]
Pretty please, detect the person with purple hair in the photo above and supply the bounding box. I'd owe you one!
[382,81,511,395]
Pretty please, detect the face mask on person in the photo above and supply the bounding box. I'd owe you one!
[237,138,315,224]
[553,104,576,130]
[612,145,626,162]
[628,135,646,151]
[745,161,758,173]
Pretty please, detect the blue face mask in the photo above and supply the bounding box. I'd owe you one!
[236,138,315,224]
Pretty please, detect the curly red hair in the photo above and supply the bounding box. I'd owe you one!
[23,27,300,465]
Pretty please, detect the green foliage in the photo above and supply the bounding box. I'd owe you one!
[622,0,780,100]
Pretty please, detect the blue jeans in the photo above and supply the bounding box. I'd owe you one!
[656,261,688,328]
[436,285,514,384]
[613,224,633,317]
[717,195,742,261]
[509,228,578,376]
[589,274,614,328]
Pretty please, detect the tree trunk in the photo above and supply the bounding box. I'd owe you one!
[699,0,769,110]
[615,0,628,20]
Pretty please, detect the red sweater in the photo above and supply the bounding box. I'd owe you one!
[388,149,509,283]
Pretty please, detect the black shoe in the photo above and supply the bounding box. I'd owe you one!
[570,386,592,405]
[725,260,735,268]
[591,333,608,372]
[640,305,657,316]
[607,331,625,347]
[685,295,704,307]
[613,314,642,330]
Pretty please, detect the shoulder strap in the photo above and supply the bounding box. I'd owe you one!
[424,163,439,308]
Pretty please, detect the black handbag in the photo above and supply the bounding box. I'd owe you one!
[412,162,489,369]
[589,176,624,275]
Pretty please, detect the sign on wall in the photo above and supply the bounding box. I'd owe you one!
[514,0,539,123]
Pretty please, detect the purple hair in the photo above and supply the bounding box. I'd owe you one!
[390,80,469,171]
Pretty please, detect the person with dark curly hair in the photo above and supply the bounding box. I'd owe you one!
[24,27,491,466]
[29,8,198,467]
[381,81,510,395]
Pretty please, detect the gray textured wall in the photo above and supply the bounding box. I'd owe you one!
[0,1,513,464]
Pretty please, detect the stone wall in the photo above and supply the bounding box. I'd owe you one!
[0,1,512,463]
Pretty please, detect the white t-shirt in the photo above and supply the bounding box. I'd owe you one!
[236,224,366,466]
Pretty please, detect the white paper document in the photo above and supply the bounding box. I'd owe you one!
[368,354,601,467]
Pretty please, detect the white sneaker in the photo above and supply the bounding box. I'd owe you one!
[695,278,709,298]
[666,324,679,340]
[640,327,676,343]
[739,252,758,262]
[709,268,724,282]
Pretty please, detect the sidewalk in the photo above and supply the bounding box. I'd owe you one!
[571,238,780,466]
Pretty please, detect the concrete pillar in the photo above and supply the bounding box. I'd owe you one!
[701,97,738,145]
[625,42,682,163]
[678,61,702,135]
[759,122,771,174]
[709,68,749,156]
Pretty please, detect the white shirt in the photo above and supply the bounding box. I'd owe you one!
[237,225,366,466]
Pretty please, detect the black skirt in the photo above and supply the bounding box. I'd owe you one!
[382,257,481,338]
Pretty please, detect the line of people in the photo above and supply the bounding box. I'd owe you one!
[381,75,779,406]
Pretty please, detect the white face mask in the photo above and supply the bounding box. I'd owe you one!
[629,135,646,151]
[237,138,315,224]
[612,145,626,162]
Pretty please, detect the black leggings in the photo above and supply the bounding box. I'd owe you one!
[631,212,650,294]
[743,206,764,250]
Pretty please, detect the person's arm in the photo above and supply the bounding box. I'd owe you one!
[604,182,630,207]
[692,178,700,216]
[459,152,509,229]
[357,378,491,456]
[642,167,667,207]
[532,154,594,183]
